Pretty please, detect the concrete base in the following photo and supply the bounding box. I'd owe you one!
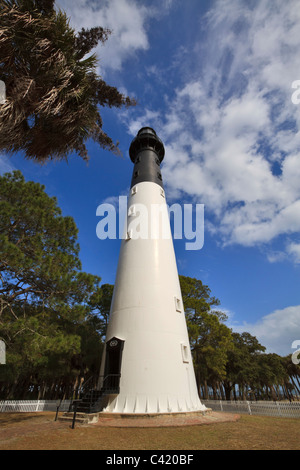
[91,409,240,427]
[59,408,241,428]
[59,409,211,425]
[98,409,212,419]
[59,412,100,425]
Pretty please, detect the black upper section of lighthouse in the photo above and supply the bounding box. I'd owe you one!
[129,127,165,189]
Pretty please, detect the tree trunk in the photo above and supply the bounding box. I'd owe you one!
[270,385,278,401]
[7,378,19,399]
[217,381,225,400]
[73,376,79,399]
[290,375,300,395]
[204,380,208,400]
[222,381,232,400]
[240,383,246,401]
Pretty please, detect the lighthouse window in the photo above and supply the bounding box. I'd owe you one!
[131,186,137,195]
[175,297,182,312]
[181,344,189,363]
[160,189,165,198]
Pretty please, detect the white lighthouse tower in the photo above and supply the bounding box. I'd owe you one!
[98,127,206,414]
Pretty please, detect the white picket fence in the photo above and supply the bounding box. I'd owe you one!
[1,399,300,418]
[202,399,300,418]
[0,400,71,413]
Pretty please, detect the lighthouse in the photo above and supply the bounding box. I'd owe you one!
[98,127,206,414]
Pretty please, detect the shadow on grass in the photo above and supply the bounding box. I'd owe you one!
[0,412,53,427]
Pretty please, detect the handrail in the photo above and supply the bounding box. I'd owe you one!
[54,397,63,421]
[71,400,81,429]
[70,374,122,424]
[79,375,98,396]
[99,373,121,392]
[68,375,97,412]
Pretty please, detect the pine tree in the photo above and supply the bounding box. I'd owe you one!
[0,0,136,162]
[179,275,233,397]
[0,170,101,394]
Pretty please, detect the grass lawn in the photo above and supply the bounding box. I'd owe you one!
[0,411,299,450]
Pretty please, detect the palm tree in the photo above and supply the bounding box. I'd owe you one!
[0,0,136,162]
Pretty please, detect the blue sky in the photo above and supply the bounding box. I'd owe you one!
[1,0,300,356]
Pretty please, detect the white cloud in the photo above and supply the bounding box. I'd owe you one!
[56,0,160,71]
[287,242,300,263]
[127,0,300,263]
[127,109,161,136]
[0,154,15,175]
[231,305,300,356]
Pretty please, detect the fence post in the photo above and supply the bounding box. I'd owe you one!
[247,401,252,415]
[276,401,282,417]
[220,400,223,412]
[72,400,78,429]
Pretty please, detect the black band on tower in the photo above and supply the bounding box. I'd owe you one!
[129,127,165,189]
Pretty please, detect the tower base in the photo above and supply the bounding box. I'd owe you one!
[59,409,241,428]
[101,393,207,414]
[90,409,240,428]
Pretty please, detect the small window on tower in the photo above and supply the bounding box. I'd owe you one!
[181,344,189,363]
[131,186,137,195]
[160,188,165,198]
[175,297,182,312]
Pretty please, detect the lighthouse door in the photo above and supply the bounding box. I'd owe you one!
[103,337,124,393]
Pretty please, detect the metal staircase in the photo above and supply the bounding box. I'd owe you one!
[58,374,121,427]
[69,374,120,414]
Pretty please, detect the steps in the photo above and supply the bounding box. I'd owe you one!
[75,389,104,413]
[59,411,100,425]
[58,389,104,425]
[59,389,109,426]
[59,375,121,424]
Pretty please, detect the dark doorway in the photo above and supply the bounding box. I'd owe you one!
[102,337,124,393]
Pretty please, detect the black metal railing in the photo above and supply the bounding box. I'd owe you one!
[70,374,121,427]
[99,373,121,394]
[68,375,98,412]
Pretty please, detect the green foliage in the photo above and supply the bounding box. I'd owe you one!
[179,275,300,400]
[88,283,114,339]
[0,170,101,391]
[0,0,136,162]
[180,275,233,383]
[222,332,265,399]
